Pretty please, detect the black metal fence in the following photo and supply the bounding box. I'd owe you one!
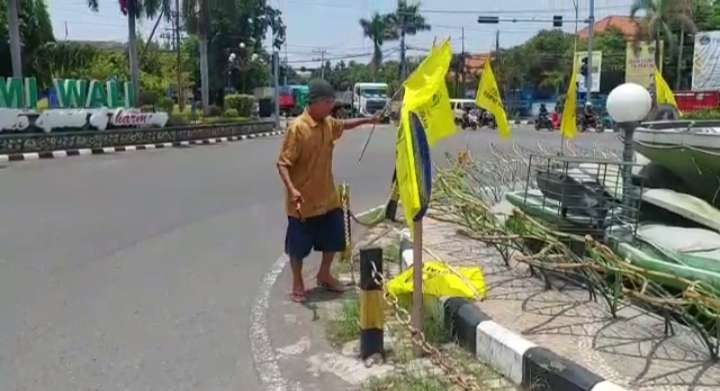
[0,121,275,155]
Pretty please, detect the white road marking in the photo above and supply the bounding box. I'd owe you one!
[52,150,67,158]
[144,144,156,150]
[103,147,115,153]
[23,152,39,160]
[78,149,92,156]
[250,255,289,391]
[125,145,137,151]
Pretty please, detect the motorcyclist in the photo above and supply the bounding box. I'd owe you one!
[539,103,549,117]
[583,102,595,119]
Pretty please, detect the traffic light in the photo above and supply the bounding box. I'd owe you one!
[477,16,500,24]
[553,15,563,27]
[580,57,588,77]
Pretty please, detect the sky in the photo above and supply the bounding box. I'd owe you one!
[48,0,636,67]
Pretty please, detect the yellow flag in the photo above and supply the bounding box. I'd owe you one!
[561,67,578,139]
[402,40,456,147]
[396,40,453,232]
[655,69,679,111]
[475,60,511,138]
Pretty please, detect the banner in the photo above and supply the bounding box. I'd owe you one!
[626,42,662,88]
[475,60,511,138]
[574,51,602,93]
[692,31,720,91]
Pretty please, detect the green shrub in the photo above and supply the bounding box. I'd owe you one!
[157,97,174,114]
[168,113,191,126]
[223,108,239,117]
[139,90,160,106]
[207,104,223,117]
[224,93,256,117]
[140,104,155,113]
[683,108,720,120]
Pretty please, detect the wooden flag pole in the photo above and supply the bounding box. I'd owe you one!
[412,219,424,356]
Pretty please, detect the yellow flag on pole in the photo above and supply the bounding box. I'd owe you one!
[402,40,456,147]
[475,60,511,138]
[396,40,453,232]
[561,67,578,139]
[655,69,679,111]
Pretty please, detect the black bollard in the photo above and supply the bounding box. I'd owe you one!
[359,247,384,360]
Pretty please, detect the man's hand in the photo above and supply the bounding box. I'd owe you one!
[290,188,304,212]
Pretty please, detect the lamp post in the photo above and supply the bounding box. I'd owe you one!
[606,83,652,212]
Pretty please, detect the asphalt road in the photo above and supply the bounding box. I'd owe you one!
[0,124,619,390]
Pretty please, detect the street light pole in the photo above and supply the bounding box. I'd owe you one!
[8,0,22,78]
[586,0,595,104]
[273,51,280,129]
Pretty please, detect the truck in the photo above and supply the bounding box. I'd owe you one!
[353,82,390,117]
[333,82,390,119]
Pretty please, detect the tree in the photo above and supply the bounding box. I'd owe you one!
[88,0,172,106]
[630,0,696,88]
[386,0,430,78]
[1,0,54,79]
[359,13,396,75]
[183,0,285,111]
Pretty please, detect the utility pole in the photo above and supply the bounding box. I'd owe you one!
[460,26,465,98]
[174,0,185,111]
[399,0,407,81]
[586,0,595,105]
[312,48,328,79]
[273,51,280,129]
[8,0,22,78]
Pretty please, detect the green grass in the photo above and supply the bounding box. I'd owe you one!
[325,298,361,347]
[424,303,451,345]
[362,371,449,391]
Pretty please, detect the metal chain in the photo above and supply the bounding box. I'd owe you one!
[369,262,482,391]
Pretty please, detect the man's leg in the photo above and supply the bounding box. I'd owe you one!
[316,252,339,286]
[290,256,305,297]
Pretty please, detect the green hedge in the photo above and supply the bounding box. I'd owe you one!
[223,108,239,117]
[157,97,174,114]
[224,94,256,117]
[683,108,720,120]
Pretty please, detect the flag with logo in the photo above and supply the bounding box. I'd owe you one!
[561,66,579,139]
[396,40,454,232]
[655,69,679,111]
[402,40,456,147]
[475,60,511,138]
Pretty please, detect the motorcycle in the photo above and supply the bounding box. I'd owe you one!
[535,112,552,131]
[479,110,496,129]
[580,112,604,133]
[458,110,479,130]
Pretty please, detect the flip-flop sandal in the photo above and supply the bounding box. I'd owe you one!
[290,291,307,303]
[317,281,347,293]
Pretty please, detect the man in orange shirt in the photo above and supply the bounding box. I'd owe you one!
[277,79,380,303]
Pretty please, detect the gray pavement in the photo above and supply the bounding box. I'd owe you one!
[0,124,619,390]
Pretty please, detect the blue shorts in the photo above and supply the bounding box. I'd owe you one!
[285,208,346,260]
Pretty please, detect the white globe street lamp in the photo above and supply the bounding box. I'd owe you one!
[606,83,652,212]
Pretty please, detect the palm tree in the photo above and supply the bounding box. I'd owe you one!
[630,0,696,89]
[359,13,397,75]
[88,0,171,106]
[387,0,431,79]
[7,0,22,78]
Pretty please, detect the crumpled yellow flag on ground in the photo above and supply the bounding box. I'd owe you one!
[387,261,487,300]
[476,60,511,138]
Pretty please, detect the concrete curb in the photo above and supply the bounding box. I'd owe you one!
[441,297,628,391]
[0,130,285,163]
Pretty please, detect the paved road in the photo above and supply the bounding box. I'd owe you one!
[0,125,619,390]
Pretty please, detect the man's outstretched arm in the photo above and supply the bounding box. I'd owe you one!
[339,115,381,131]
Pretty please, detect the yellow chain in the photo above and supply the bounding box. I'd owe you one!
[369,263,482,391]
